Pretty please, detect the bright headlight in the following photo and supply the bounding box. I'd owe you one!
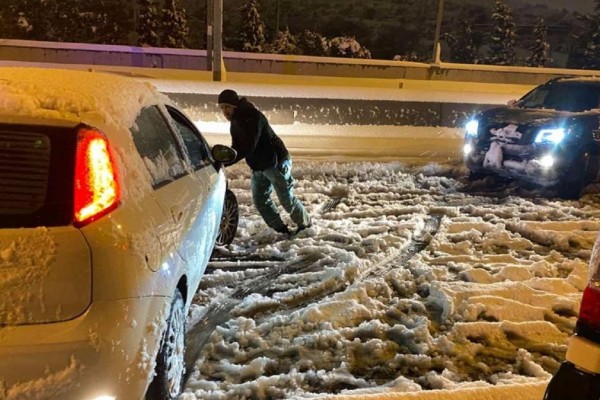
[465,120,479,137]
[463,143,473,156]
[539,154,555,169]
[535,128,565,144]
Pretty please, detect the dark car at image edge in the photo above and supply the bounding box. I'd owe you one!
[463,76,600,199]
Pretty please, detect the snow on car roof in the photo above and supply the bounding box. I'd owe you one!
[0,67,161,129]
[555,76,600,84]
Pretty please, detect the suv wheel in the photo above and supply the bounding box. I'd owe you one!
[467,170,488,182]
[215,189,239,246]
[146,289,186,400]
[557,152,589,200]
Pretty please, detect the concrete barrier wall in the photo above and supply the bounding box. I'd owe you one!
[166,93,496,129]
[1,39,598,86]
[0,39,529,131]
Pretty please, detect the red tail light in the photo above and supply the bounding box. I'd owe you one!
[73,126,120,227]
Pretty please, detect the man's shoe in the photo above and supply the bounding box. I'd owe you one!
[274,225,291,234]
[295,218,313,234]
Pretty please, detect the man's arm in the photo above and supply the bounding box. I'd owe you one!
[229,112,261,164]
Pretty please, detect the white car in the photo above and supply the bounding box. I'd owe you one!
[0,67,237,400]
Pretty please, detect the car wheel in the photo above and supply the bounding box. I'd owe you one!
[215,189,238,246]
[146,289,186,400]
[557,152,589,200]
[467,170,488,182]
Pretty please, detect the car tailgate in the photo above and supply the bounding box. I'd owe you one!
[0,121,93,325]
[0,226,91,325]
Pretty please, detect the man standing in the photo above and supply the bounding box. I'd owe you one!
[218,89,311,235]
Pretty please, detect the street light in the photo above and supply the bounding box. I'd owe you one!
[206,0,223,81]
[432,0,444,64]
[214,0,223,81]
[276,0,280,32]
[206,0,213,70]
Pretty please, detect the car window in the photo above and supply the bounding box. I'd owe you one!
[166,106,213,170]
[0,125,75,228]
[131,106,187,188]
[519,83,600,112]
[518,86,550,109]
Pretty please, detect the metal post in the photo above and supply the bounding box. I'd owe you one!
[213,0,224,81]
[133,2,139,36]
[432,0,444,64]
[206,0,213,71]
[276,0,280,32]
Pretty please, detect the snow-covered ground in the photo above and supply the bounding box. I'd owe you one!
[0,63,586,399]
[150,74,596,400]
[180,159,598,400]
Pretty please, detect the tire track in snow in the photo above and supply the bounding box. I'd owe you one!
[184,253,321,384]
[245,214,443,319]
[318,196,344,214]
[202,194,345,277]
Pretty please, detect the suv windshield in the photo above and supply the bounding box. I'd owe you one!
[518,82,600,112]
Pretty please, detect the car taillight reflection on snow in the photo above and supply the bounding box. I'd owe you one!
[73,126,120,227]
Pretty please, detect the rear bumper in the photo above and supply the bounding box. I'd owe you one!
[544,362,600,400]
[0,296,170,400]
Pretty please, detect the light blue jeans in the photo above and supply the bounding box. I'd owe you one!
[251,158,310,231]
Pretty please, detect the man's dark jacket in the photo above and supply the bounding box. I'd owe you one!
[228,98,289,171]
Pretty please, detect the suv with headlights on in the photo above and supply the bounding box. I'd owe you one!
[544,232,600,399]
[463,76,600,199]
[0,67,237,400]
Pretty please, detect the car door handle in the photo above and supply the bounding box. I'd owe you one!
[170,205,184,223]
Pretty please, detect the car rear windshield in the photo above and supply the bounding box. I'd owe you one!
[518,82,600,112]
[0,124,76,228]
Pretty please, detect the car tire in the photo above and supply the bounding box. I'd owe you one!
[467,170,488,182]
[145,289,186,400]
[557,152,589,200]
[215,189,239,246]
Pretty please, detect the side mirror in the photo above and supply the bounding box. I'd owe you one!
[507,99,518,107]
[212,144,237,169]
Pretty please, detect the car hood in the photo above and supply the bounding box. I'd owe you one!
[476,106,594,143]
[0,227,91,326]
[481,106,571,129]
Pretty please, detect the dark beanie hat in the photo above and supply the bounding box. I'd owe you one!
[218,89,240,107]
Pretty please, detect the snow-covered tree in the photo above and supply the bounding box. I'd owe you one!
[268,27,298,55]
[443,18,479,64]
[238,0,266,52]
[393,53,419,62]
[162,0,188,48]
[53,1,91,42]
[526,18,551,67]
[7,0,55,40]
[296,30,328,56]
[6,0,92,42]
[568,0,600,69]
[85,0,132,45]
[329,36,371,59]
[487,0,517,66]
[137,0,160,47]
